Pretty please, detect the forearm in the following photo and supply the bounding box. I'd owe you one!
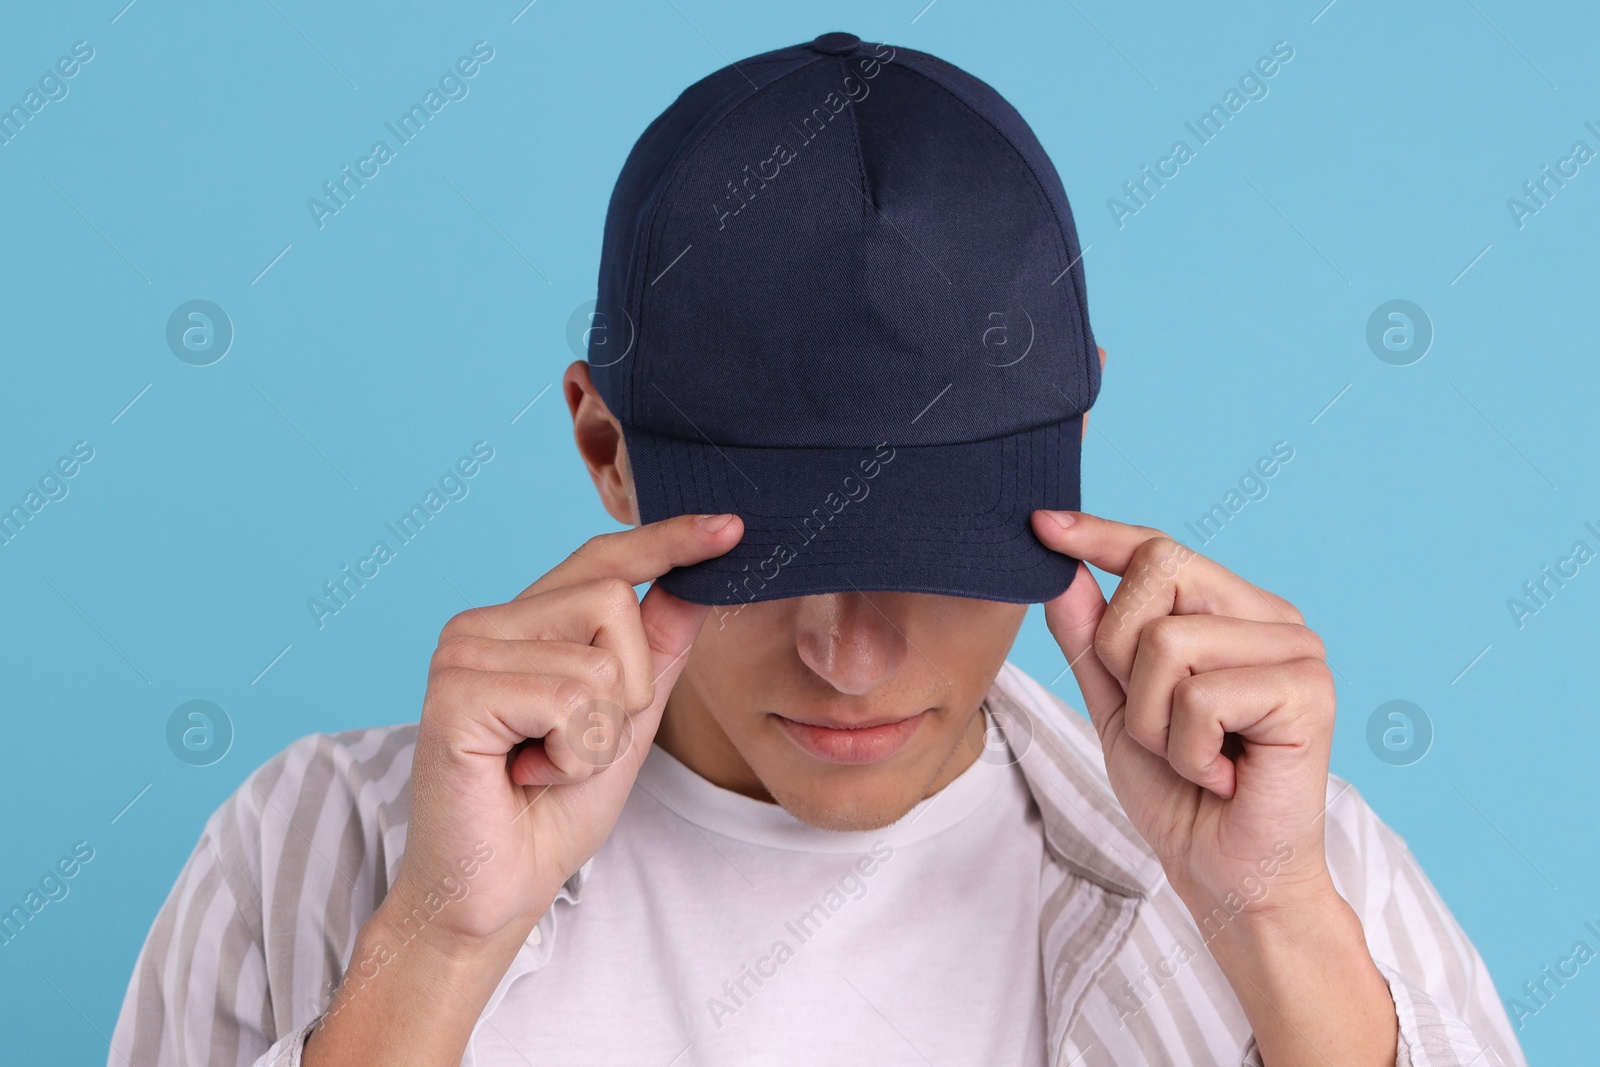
[303,898,536,1067]
[1199,887,1398,1067]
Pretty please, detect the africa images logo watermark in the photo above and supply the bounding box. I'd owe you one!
[306,441,495,629]
[1110,841,1296,1027]
[1504,919,1600,1031]
[0,40,95,149]
[1106,40,1295,229]
[1505,518,1600,631]
[0,441,95,550]
[707,42,897,234]
[1505,119,1600,230]
[711,441,897,628]
[0,841,96,949]
[313,842,495,1027]
[305,41,496,230]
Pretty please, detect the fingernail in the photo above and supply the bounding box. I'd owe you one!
[697,513,735,532]
[1042,510,1076,529]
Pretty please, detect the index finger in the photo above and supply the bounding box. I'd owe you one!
[1031,509,1299,619]
[1033,509,1305,682]
[1032,510,1194,578]
[516,512,744,600]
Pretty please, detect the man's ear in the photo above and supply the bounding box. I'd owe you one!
[564,360,640,526]
[1082,346,1107,443]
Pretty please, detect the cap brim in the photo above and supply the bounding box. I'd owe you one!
[624,417,1084,606]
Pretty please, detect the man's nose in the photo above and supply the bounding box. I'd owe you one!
[793,592,907,696]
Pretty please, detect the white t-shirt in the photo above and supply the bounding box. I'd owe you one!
[472,717,1050,1066]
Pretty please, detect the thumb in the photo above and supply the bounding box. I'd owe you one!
[596,583,710,779]
[1042,561,1127,738]
[637,582,712,713]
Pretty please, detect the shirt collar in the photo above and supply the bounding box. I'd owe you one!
[985,660,1166,900]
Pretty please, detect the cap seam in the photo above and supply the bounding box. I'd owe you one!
[839,54,874,207]
[890,59,1069,282]
[602,49,820,426]
[890,55,1099,405]
[622,410,1083,451]
[652,419,1076,547]
[629,51,834,425]
[684,425,1012,526]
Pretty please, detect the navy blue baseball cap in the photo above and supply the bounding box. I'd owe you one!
[587,32,1100,607]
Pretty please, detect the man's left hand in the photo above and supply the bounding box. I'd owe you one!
[1031,509,1400,1066]
[1030,510,1337,917]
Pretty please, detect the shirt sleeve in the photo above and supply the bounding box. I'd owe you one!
[258,1023,319,1066]
[107,731,391,1067]
[1239,777,1528,1067]
[106,824,319,1066]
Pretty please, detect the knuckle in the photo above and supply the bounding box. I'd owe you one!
[1293,623,1326,660]
[423,666,477,717]
[586,651,626,696]
[1145,527,1184,550]
[1132,533,1181,567]
[429,663,473,689]
[1119,537,1189,605]
[1091,619,1120,665]
[550,676,595,717]
[432,634,485,671]
[430,637,459,670]
[1292,657,1335,699]
[1128,535,1168,570]
[439,609,477,641]
[1142,616,1187,661]
[1171,673,1215,720]
[594,575,639,612]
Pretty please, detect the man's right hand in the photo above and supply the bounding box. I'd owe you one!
[305,512,743,1066]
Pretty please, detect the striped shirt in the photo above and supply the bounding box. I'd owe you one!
[110,660,1526,1066]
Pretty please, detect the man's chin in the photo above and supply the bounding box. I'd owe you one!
[757,766,936,833]
[770,789,919,834]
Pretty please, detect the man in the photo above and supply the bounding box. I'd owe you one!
[112,33,1524,1066]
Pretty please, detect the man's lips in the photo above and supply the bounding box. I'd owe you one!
[774,711,927,765]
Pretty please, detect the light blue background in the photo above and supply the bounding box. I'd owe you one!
[2,0,1595,1061]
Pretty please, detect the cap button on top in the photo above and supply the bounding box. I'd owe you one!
[810,32,861,56]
